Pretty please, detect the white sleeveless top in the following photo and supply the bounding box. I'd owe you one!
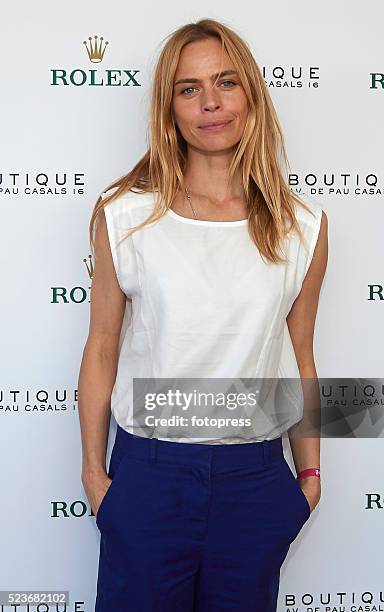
[100,187,323,444]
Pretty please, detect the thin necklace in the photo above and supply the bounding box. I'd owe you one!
[184,186,249,222]
[184,186,198,219]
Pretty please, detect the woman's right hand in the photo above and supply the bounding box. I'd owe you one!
[82,470,113,518]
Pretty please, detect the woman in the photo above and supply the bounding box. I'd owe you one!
[78,18,327,612]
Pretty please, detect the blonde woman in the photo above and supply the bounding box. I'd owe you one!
[78,18,327,612]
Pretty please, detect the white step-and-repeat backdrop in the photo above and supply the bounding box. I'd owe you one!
[1,1,383,610]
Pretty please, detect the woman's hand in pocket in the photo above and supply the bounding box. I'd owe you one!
[299,476,321,513]
[82,468,113,518]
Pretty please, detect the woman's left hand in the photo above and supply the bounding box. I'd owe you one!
[299,477,321,513]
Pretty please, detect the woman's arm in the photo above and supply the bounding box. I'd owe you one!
[77,207,126,516]
[286,210,328,512]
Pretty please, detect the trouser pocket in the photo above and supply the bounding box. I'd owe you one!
[96,441,130,530]
[294,474,311,518]
[278,458,311,541]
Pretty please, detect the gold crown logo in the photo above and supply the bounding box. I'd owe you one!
[83,255,94,279]
[83,35,109,63]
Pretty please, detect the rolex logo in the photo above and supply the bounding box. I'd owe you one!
[83,35,109,63]
[50,255,93,304]
[51,34,141,87]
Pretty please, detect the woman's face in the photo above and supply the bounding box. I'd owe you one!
[171,37,249,153]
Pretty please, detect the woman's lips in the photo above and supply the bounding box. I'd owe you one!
[199,120,232,131]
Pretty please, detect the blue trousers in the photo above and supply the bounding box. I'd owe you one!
[95,424,311,611]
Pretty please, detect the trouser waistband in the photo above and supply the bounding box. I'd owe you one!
[114,424,284,469]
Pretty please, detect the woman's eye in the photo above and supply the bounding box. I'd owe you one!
[181,87,196,95]
[221,80,236,87]
[181,81,236,95]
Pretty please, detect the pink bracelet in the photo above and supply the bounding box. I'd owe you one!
[296,468,320,481]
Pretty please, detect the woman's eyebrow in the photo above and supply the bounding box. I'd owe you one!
[174,69,238,86]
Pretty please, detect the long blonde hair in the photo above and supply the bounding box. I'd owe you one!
[89,18,314,264]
